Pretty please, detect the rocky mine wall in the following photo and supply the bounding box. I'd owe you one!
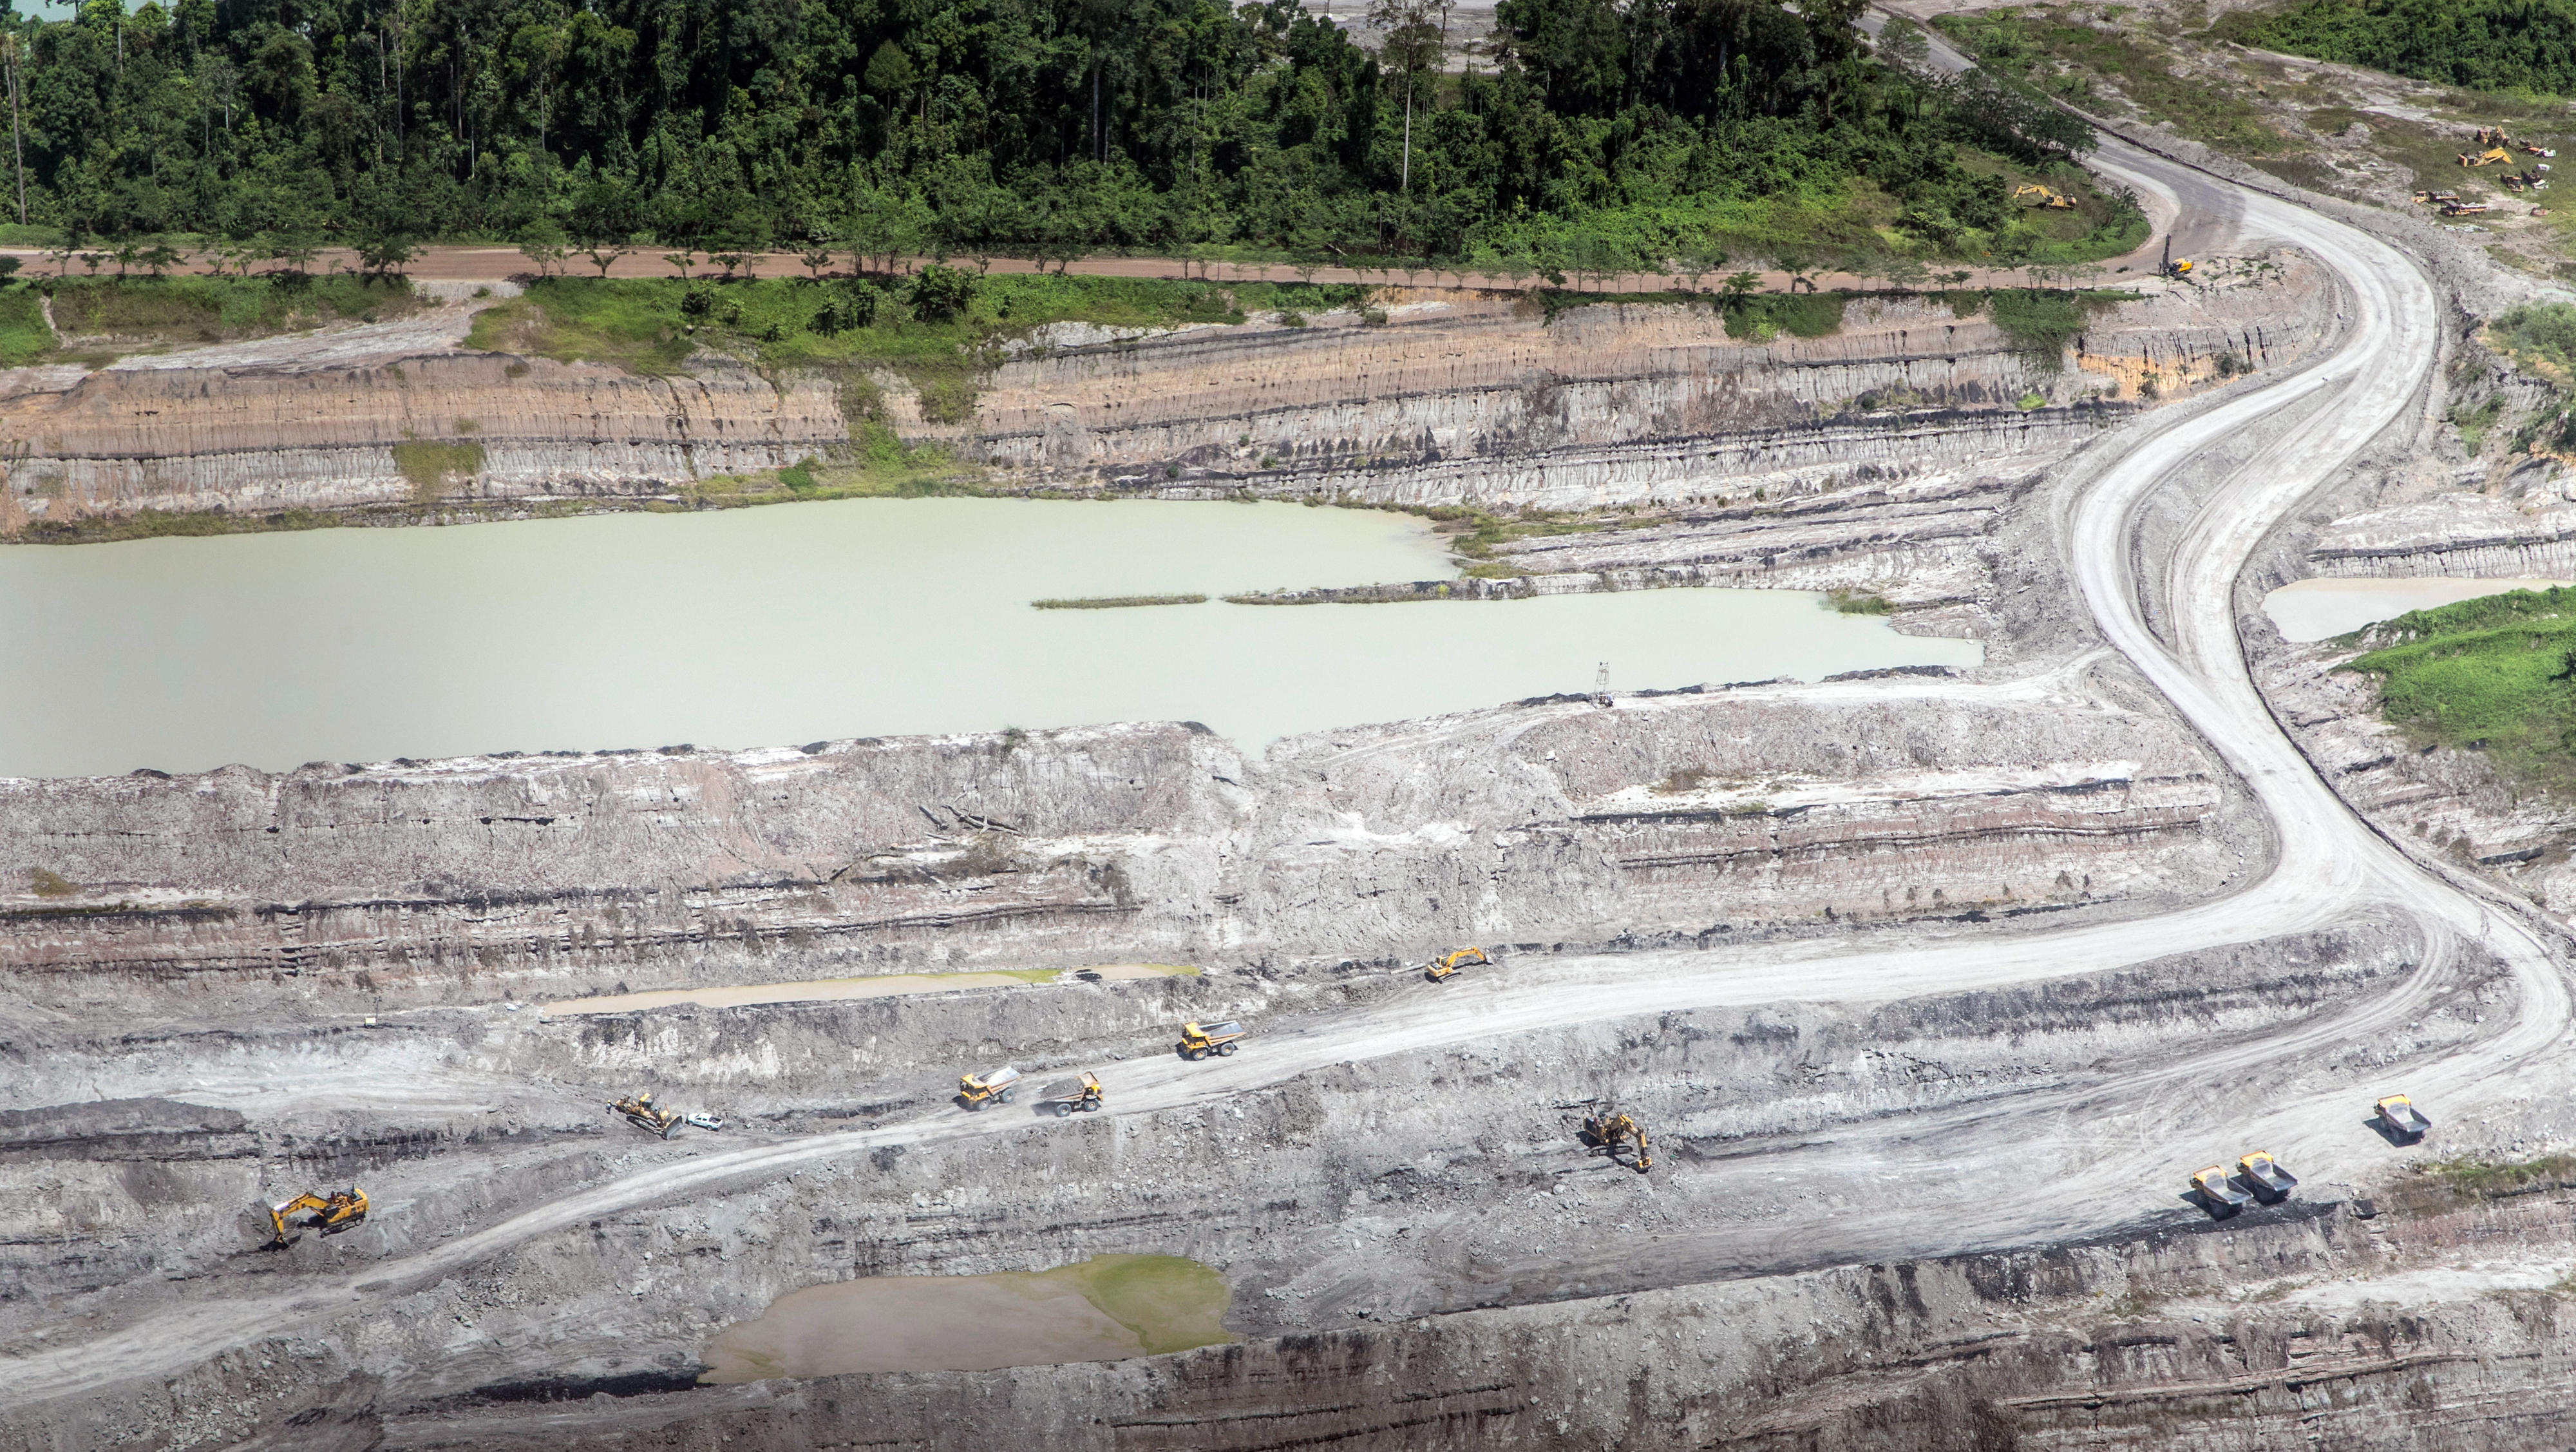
[0,349,848,530]
[365,1188,2576,1452]
[0,676,2234,1018]
[0,261,2333,536]
[2304,484,2576,578]
[2251,627,2576,922]
[9,908,2544,1452]
[974,262,2332,514]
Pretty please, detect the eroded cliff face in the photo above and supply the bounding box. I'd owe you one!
[2304,482,2576,578]
[0,263,2332,540]
[971,262,2330,515]
[0,670,2231,1018]
[370,1189,2576,1452]
[0,312,848,530]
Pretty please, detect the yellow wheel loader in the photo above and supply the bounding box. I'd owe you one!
[266,1187,368,1245]
[1426,946,1490,982]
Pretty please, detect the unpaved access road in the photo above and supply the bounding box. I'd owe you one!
[3,88,2567,1421]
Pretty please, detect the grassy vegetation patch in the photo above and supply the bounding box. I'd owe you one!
[0,284,53,367]
[1937,8,2291,155]
[679,428,979,510]
[2219,0,2576,96]
[2413,1152,2576,1199]
[6,505,351,544]
[2492,302,2576,385]
[392,440,486,502]
[43,274,422,352]
[1030,595,1209,609]
[1986,287,2129,365]
[466,272,1357,398]
[1423,504,1604,564]
[1721,291,1851,341]
[2342,586,2576,794]
[1824,588,1895,615]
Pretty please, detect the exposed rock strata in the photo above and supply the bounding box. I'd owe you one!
[0,336,847,529]
[0,673,2229,1015]
[0,264,2331,539]
[2306,486,2576,578]
[984,268,2330,514]
[2253,627,2576,917]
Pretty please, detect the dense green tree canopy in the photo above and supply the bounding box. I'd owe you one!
[2224,0,2576,95]
[0,0,2088,266]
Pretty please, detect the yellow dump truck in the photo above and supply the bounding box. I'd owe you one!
[2376,1094,2432,1140]
[1177,1021,1245,1060]
[2237,1151,2298,1203]
[1045,1072,1106,1117]
[957,1064,1024,1111]
[2191,1165,2250,1218]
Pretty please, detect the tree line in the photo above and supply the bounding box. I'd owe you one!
[0,0,2096,273]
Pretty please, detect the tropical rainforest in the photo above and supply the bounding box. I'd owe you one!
[2223,0,2576,97]
[0,0,2119,271]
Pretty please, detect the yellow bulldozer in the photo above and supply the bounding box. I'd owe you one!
[1426,946,1490,982]
[2012,183,2078,211]
[1582,1111,1654,1174]
[609,1091,683,1138]
[266,1187,368,1245]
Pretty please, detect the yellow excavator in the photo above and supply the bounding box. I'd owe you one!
[2012,183,2079,211]
[1582,1112,1653,1174]
[2161,236,2192,280]
[609,1091,683,1138]
[1426,946,1490,982]
[2461,146,2514,168]
[266,1187,368,1245]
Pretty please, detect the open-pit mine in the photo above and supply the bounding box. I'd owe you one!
[9,94,2576,1452]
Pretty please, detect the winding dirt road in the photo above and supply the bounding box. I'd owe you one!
[5,86,2568,1423]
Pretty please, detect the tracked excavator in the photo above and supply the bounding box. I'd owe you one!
[1426,946,1490,982]
[1582,1112,1653,1174]
[266,1187,368,1245]
[610,1092,684,1138]
[2161,236,2192,280]
[2011,183,2079,210]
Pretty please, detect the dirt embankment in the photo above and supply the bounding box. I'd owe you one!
[0,265,2331,543]
[0,308,848,533]
[0,670,2234,1020]
[976,265,2330,515]
[1,901,2531,1452]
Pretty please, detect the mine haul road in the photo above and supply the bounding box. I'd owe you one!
[5,113,2573,1412]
